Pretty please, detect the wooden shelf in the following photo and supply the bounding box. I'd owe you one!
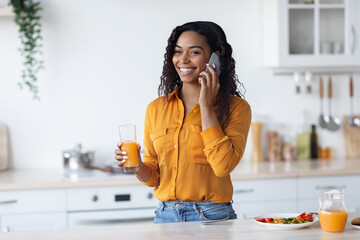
[0,7,14,17]
[288,4,315,9]
[319,4,345,8]
[288,3,345,9]
[272,66,360,75]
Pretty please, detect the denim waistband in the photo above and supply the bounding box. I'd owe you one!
[159,200,232,207]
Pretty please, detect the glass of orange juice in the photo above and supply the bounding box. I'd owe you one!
[119,124,139,172]
[318,189,348,233]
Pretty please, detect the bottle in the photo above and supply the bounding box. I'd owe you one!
[310,124,318,159]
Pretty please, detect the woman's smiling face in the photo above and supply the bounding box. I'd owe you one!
[172,31,211,84]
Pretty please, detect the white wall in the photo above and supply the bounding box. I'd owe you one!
[0,0,358,170]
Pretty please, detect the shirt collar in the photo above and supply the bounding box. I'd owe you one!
[167,85,220,111]
[167,85,182,101]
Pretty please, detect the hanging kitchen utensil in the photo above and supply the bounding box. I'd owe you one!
[293,71,301,94]
[326,76,341,131]
[304,71,313,93]
[347,76,360,127]
[318,77,328,129]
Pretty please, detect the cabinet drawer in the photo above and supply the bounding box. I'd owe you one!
[232,178,297,202]
[0,189,67,214]
[68,209,155,228]
[67,185,157,211]
[1,212,67,232]
[298,175,360,199]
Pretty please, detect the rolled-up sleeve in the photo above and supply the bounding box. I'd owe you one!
[138,103,160,187]
[201,99,251,177]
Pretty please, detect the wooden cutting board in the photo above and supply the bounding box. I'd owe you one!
[0,122,9,170]
[343,115,360,158]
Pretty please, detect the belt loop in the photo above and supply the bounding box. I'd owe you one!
[160,201,165,211]
[193,202,201,215]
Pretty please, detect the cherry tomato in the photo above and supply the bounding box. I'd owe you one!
[304,214,313,222]
[297,212,306,218]
[256,218,265,222]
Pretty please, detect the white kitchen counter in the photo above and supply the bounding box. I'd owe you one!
[0,169,138,190]
[0,212,359,240]
[0,158,359,190]
[231,158,360,179]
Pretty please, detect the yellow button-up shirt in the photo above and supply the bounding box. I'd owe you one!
[140,87,251,203]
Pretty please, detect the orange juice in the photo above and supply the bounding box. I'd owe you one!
[318,209,348,232]
[121,141,138,171]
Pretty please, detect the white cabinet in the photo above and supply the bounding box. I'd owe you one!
[297,175,360,212]
[1,213,67,232]
[233,174,360,218]
[0,186,158,231]
[67,185,158,228]
[262,0,360,70]
[0,189,67,232]
[232,178,297,218]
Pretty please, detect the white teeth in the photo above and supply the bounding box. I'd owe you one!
[179,68,195,72]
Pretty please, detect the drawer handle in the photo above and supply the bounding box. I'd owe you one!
[315,185,346,191]
[234,189,254,194]
[0,200,18,205]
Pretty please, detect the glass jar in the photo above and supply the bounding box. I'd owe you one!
[318,189,348,233]
[318,146,332,159]
[250,121,264,163]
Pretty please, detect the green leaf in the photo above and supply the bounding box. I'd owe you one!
[11,0,44,100]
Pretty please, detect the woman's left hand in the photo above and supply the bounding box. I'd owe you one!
[198,64,220,109]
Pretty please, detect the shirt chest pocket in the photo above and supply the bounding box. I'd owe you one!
[187,125,208,165]
[150,128,171,164]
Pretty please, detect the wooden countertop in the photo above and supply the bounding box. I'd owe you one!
[0,212,359,240]
[0,159,359,191]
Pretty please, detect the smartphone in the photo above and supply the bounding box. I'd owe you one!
[206,52,221,77]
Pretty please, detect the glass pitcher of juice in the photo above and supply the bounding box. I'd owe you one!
[318,189,348,233]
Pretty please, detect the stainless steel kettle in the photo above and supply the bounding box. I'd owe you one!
[63,143,94,171]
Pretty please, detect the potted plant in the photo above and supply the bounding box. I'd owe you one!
[9,0,43,99]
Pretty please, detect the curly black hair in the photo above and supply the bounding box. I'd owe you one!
[158,21,245,129]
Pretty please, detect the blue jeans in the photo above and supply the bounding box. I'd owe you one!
[154,200,237,223]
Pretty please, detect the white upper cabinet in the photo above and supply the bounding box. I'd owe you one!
[262,0,360,71]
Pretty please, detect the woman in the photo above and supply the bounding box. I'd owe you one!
[115,21,251,223]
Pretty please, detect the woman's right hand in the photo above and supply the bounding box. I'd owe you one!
[114,142,142,173]
[115,142,152,181]
[114,142,128,168]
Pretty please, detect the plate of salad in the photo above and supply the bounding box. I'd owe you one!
[253,212,318,229]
